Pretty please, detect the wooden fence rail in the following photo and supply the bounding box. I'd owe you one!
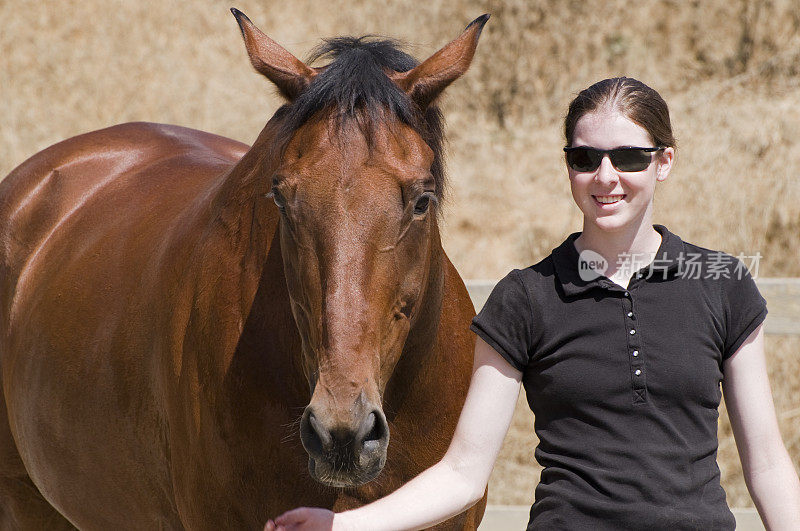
[465,278,800,336]
[478,506,764,530]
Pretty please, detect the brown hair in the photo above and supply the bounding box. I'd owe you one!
[564,77,676,149]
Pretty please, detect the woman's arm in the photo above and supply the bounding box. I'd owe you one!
[265,337,523,531]
[722,323,800,530]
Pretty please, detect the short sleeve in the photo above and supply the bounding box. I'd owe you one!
[722,261,768,360]
[469,269,534,372]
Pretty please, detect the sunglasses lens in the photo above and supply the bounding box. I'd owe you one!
[610,149,652,172]
[566,147,659,172]
[566,148,600,171]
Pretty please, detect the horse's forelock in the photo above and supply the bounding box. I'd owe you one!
[307,36,418,73]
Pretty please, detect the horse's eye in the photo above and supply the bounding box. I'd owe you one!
[413,195,431,216]
[271,187,286,210]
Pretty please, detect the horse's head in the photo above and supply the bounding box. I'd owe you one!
[232,9,487,488]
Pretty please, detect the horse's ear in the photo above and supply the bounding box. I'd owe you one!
[231,8,316,101]
[392,14,489,109]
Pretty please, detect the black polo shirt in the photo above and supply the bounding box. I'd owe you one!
[471,225,767,530]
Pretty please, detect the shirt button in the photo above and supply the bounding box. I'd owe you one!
[627,311,633,318]
[624,291,630,297]
[633,350,639,357]
[635,369,642,376]
[629,329,636,335]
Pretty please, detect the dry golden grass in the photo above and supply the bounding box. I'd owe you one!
[2,0,799,510]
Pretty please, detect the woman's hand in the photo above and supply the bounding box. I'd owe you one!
[264,507,335,531]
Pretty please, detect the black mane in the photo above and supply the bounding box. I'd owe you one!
[276,36,447,204]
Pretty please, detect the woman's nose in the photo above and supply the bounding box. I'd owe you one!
[594,155,619,185]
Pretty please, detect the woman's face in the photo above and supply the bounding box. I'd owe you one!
[567,108,674,234]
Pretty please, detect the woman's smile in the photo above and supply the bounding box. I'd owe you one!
[593,194,626,206]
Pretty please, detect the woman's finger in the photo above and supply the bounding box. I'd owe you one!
[267,507,334,530]
[274,507,309,525]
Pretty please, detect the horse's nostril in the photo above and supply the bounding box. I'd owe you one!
[300,410,330,456]
[309,414,332,447]
[363,413,381,442]
[357,410,387,449]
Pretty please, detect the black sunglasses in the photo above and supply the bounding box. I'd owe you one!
[563,146,665,172]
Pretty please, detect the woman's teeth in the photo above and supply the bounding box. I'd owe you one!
[595,195,624,204]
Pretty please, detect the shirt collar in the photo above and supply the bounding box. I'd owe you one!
[552,224,685,297]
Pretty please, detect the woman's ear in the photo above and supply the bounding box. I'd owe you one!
[656,147,675,182]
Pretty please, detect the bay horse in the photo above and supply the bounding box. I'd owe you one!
[0,9,488,530]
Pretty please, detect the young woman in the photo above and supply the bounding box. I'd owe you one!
[265,78,800,530]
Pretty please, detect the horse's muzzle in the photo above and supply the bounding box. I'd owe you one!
[299,406,390,487]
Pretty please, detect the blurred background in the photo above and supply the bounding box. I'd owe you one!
[2,0,798,510]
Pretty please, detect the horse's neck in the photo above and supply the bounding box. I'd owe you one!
[204,116,289,284]
[183,130,285,383]
[211,141,277,261]
[407,233,445,353]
